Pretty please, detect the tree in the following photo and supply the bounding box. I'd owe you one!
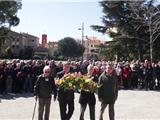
[5,47,12,59]
[76,43,85,57]
[0,1,22,28]
[58,37,85,59]
[91,0,142,60]
[91,0,160,61]
[0,1,22,56]
[0,27,9,55]
[126,0,160,62]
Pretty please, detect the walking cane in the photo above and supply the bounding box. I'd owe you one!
[32,98,37,120]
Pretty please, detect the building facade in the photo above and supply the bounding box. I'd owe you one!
[0,30,39,57]
[20,33,39,48]
[83,36,102,60]
[46,41,58,58]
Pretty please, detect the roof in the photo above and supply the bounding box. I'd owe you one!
[86,36,102,44]
[20,33,39,39]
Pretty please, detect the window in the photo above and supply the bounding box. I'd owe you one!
[90,49,95,52]
[16,42,19,45]
[12,45,15,48]
[12,41,16,45]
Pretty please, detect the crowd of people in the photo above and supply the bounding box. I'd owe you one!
[0,59,160,95]
[0,59,160,120]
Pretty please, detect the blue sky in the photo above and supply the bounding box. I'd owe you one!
[12,0,109,42]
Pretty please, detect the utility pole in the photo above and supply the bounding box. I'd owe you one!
[78,22,84,61]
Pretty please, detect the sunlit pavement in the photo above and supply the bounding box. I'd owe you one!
[0,90,160,120]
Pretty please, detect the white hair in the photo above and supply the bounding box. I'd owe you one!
[87,64,94,71]
[43,66,51,72]
[16,63,21,68]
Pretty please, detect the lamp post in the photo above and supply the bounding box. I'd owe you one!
[78,22,84,61]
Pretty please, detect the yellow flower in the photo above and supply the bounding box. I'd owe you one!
[71,74,75,77]
[85,78,92,83]
[58,80,63,85]
[66,76,70,80]
[69,83,72,87]
[80,83,83,88]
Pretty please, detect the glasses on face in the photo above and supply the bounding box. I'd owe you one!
[45,71,50,73]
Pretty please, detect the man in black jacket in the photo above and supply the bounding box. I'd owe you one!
[79,64,97,120]
[98,63,118,120]
[57,62,74,120]
[34,66,57,120]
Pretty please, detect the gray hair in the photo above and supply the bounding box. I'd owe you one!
[87,64,94,71]
[43,66,51,73]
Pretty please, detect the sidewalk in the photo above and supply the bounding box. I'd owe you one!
[0,90,160,120]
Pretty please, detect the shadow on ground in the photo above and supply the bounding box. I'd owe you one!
[0,93,33,100]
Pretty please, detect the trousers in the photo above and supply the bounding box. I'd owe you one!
[38,98,51,120]
[99,102,115,120]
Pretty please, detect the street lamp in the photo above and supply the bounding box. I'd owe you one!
[78,22,84,61]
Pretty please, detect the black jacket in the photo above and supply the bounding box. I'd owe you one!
[98,71,118,104]
[79,90,96,105]
[34,74,57,98]
[57,70,74,102]
[79,74,98,106]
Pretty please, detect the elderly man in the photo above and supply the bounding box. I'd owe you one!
[34,66,57,120]
[57,62,74,120]
[98,63,118,120]
[79,64,97,120]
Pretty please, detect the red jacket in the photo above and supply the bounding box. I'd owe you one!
[122,67,130,78]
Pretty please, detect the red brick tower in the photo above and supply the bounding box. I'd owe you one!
[42,34,47,48]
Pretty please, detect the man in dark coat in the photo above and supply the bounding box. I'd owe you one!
[57,62,74,120]
[143,62,154,90]
[34,66,57,120]
[79,64,97,120]
[98,63,118,120]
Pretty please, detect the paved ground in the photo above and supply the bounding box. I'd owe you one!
[0,90,160,120]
